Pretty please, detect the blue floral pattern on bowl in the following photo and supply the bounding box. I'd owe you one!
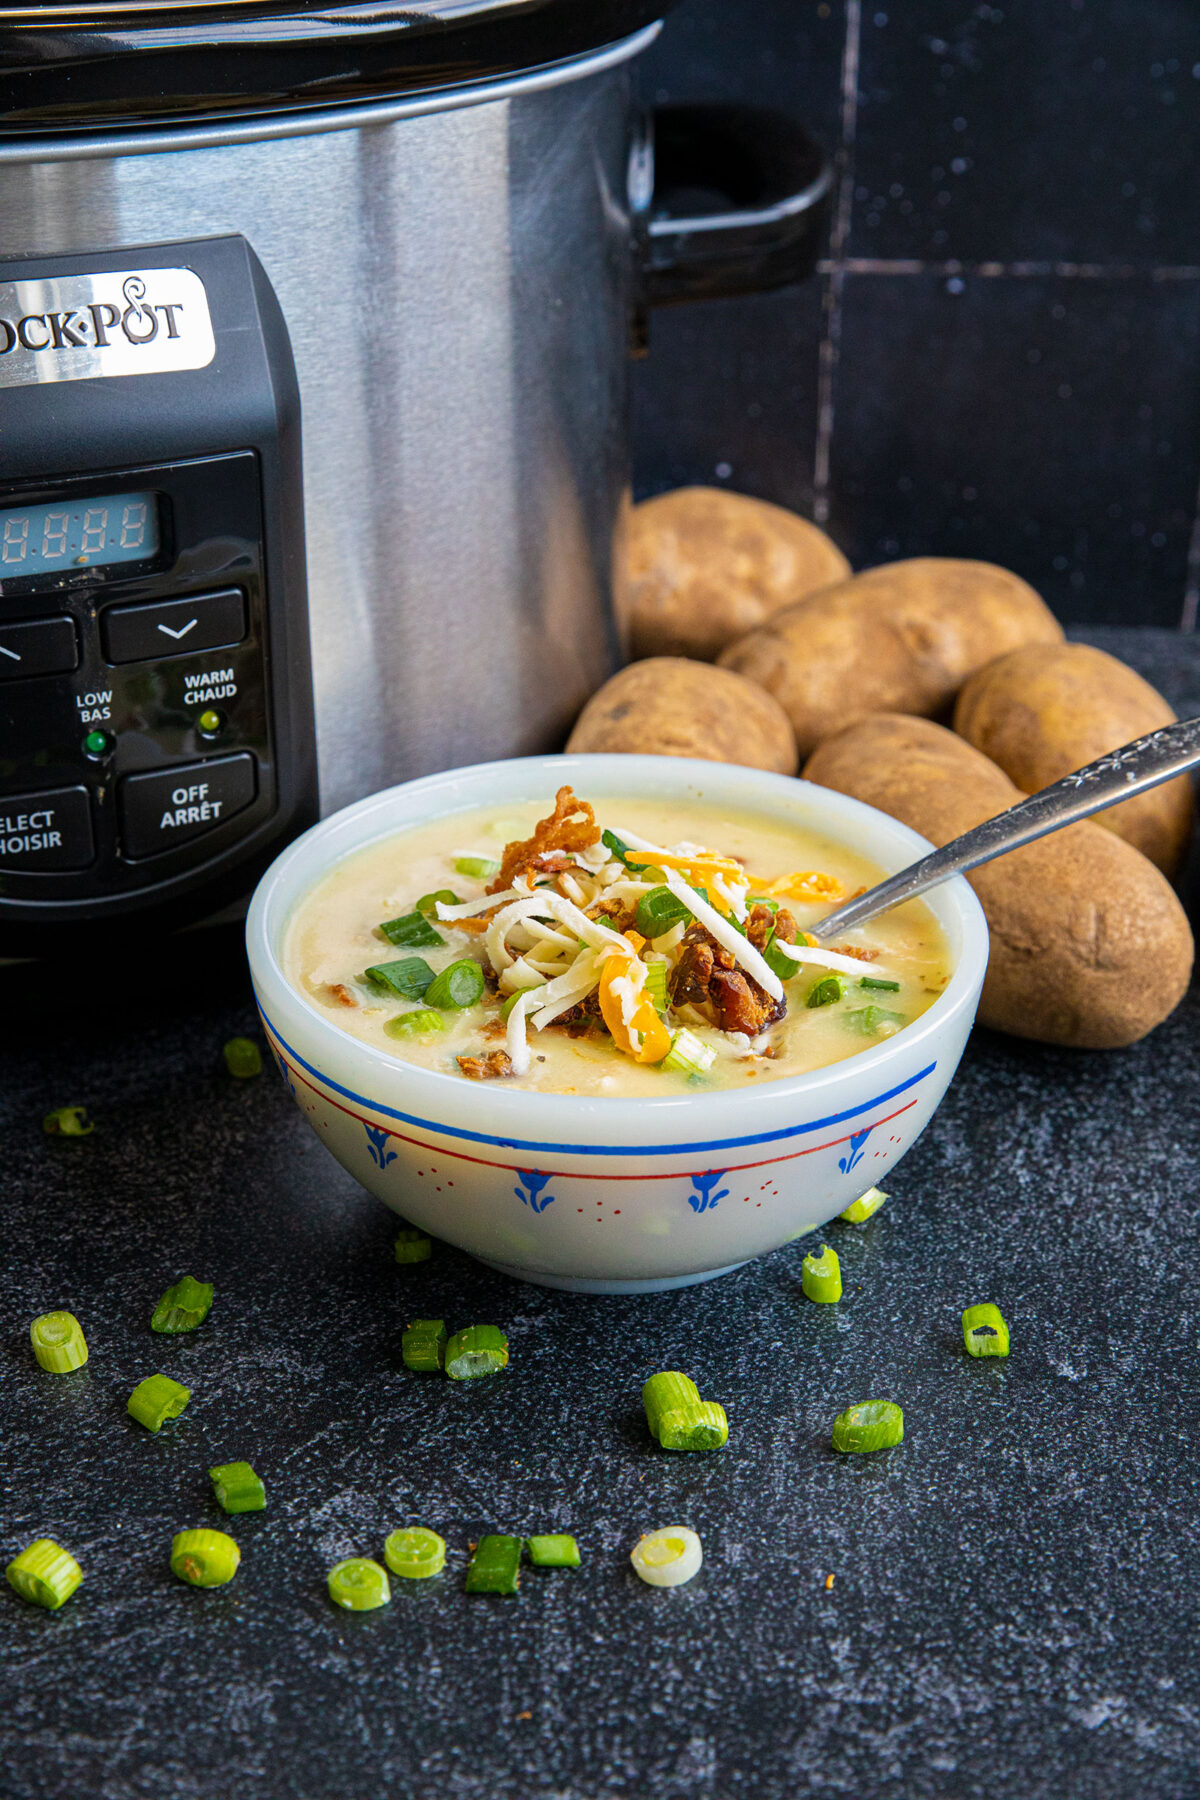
[515,1170,556,1213]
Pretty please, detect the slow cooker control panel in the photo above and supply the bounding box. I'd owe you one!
[0,235,316,947]
[0,453,274,892]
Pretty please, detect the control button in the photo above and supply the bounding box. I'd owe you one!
[118,754,257,859]
[0,786,94,871]
[101,589,246,665]
[0,616,79,682]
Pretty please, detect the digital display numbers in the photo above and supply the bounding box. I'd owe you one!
[0,490,160,578]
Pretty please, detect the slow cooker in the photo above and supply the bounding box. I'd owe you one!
[0,2,828,950]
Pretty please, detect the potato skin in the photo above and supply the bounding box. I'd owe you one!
[566,657,798,775]
[954,641,1193,877]
[626,487,850,662]
[719,557,1064,759]
[803,713,1193,1049]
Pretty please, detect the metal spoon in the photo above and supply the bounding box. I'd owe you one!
[809,714,1200,942]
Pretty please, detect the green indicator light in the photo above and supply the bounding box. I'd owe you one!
[197,709,224,737]
[82,730,113,759]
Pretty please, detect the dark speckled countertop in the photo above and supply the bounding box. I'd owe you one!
[3,629,1199,1800]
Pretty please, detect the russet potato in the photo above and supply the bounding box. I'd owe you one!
[565,656,798,775]
[803,713,1193,1049]
[953,641,1192,877]
[719,557,1064,759]
[626,487,850,662]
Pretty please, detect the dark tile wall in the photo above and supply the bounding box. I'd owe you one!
[632,0,1200,628]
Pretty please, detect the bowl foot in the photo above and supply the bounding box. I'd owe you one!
[474,1257,749,1294]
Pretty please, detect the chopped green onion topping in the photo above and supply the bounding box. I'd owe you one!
[454,855,501,880]
[30,1310,88,1373]
[151,1276,213,1335]
[630,1527,702,1589]
[394,1227,432,1265]
[634,885,693,939]
[762,934,801,983]
[223,1037,262,1078]
[601,828,634,866]
[662,1029,717,1076]
[128,1373,191,1432]
[42,1104,93,1137]
[527,1534,581,1568]
[209,1462,265,1514]
[859,975,901,992]
[380,910,443,948]
[465,1534,522,1594]
[846,1005,906,1035]
[839,1186,888,1224]
[831,1400,904,1454]
[499,990,528,1021]
[364,957,435,1000]
[424,959,486,1010]
[802,1244,842,1303]
[962,1303,1010,1358]
[746,895,780,912]
[642,956,669,1016]
[384,1009,445,1040]
[6,1539,83,1610]
[658,1402,729,1452]
[328,1557,391,1611]
[806,974,847,1009]
[402,1318,447,1371]
[445,1324,509,1380]
[171,1528,241,1588]
[416,888,460,917]
[384,1527,446,1580]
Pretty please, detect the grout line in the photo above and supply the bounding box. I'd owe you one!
[812,0,861,525]
[815,257,1200,281]
[1181,480,1200,632]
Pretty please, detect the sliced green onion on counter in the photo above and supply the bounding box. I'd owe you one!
[416,889,460,917]
[384,1010,444,1041]
[962,1303,1010,1358]
[364,957,435,1000]
[379,910,443,949]
[6,1539,83,1610]
[328,1557,391,1611]
[839,1186,888,1224]
[802,1244,842,1304]
[454,855,501,880]
[634,886,693,939]
[128,1373,191,1432]
[394,1228,432,1265]
[527,1534,581,1569]
[465,1534,522,1594]
[151,1276,213,1335]
[384,1527,446,1580]
[424,960,486,1010]
[658,1401,729,1452]
[630,1527,702,1589]
[223,1038,263,1079]
[30,1310,88,1373]
[642,957,669,1015]
[859,976,901,992]
[662,1029,717,1077]
[831,1400,904,1454]
[402,1319,447,1371]
[42,1105,93,1137]
[444,1325,509,1380]
[806,975,847,1008]
[642,1371,701,1438]
[209,1462,266,1514]
[846,1005,906,1035]
[171,1528,241,1588]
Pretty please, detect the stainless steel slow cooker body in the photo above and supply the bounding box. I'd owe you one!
[0,3,828,944]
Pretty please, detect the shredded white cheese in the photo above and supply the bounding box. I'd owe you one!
[773,942,892,977]
[662,868,783,1002]
[505,990,532,1076]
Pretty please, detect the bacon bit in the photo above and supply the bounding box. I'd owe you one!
[589,897,636,934]
[482,1017,508,1040]
[488,785,599,894]
[766,871,846,903]
[833,943,879,962]
[710,966,785,1037]
[326,983,358,1007]
[456,1050,515,1080]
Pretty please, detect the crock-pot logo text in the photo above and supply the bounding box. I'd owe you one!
[0,267,216,389]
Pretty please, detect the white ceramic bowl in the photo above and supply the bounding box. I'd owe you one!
[246,754,988,1293]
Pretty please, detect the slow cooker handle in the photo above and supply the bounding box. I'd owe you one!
[631,104,831,320]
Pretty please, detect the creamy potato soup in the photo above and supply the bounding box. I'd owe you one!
[284,787,952,1095]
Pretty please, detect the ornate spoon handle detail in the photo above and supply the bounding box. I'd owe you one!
[810,715,1200,942]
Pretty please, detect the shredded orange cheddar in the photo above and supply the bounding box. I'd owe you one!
[765,871,846,903]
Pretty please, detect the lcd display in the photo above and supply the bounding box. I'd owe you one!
[0,490,159,577]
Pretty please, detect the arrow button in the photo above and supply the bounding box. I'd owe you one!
[0,615,79,682]
[102,589,246,665]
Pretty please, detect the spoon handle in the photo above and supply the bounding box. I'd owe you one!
[810,714,1200,942]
